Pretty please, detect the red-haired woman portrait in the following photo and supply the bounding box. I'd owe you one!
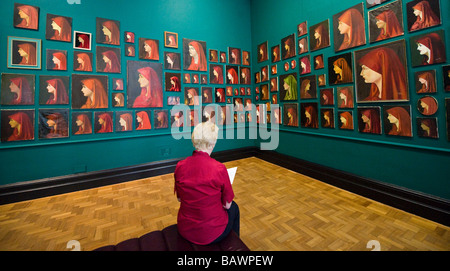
[210,65,224,84]
[45,78,68,105]
[271,45,280,63]
[14,4,39,30]
[80,78,108,109]
[369,0,404,43]
[98,19,120,45]
[140,39,159,61]
[125,31,135,43]
[185,87,200,106]
[229,48,241,65]
[356,40,408,102]
[48,51,67,71]
[283,103,298,127]
[17,43,37,66]
[257,41,268,63]
[300,56,311,75]
[155,110,168,129]
[418,96,438,116]
[215,88,225,103]
[310,20,330,51]
[417,118,438,138]
[40,110,69,139]
[1,110,34,142]
[95,112,113,133]
[73,113,92,135]
[384,106,412,137]
[2,75,34,105]
[301,103,319,128]
[47,15,72,42]
[169,75,181,92]
[136,111,151,130]
[117,112,133,132]
[329,54,353,85]
[74,52,93,72]
[100,49,121,73]
[412,31,446,66]
[358,107,381,134]
[416,70,436,93]
[281,34,296,60]
[321,109,334,128]
[74,32,91,50]
[338,87,354,108]
[184,39,207,71]
[320,88,334,106]
[226,66,239,85]
[407,0,440,32]
[165,52,180,70]
[132,66,163,108]
[339,111,354,130]
[334,4,366,52]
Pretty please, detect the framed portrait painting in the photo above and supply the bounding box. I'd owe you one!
[13,3,39,30]
[94,112,113,134]
[38,109,69,139]
[73,51,93,72]
[46,49,67,71]
[299,75,317,99]
[300,103,319,128]
[338,111,354,130]
[357,106,381,134]
[328,52,353,85]
[366,0,388,9]
[409,30,446,67]
[333,3,366,52]
[183,38,207,71]
[354,40,408,103]
[71,74,108,109]
[1,109,35,142]
[72,111,93,135]
[309,20,330,52]
[139,38,160,61]
[283,103,298,127]
[281,34,296,60]
[279,73,298,101]
[443,65,450,92]
[96,46,121,73]
[7,37,41,69]
[415,70,436,93]
[1,73,35,105]
[298,21,307,37]
[368,0,404,44]
[257,41,268,63]
[46,14,72,42]
[406,0,441,32]
[38,75,70,105]
[417,117,438,138]
[228,47,241,65]
[124,31,135,43]
[96,17,120,45]
[127,61,163,108]
[135,110,152,130]
[73,31,92,50]
[164,31,178,48]
[116,111,133,132]
[164,52,181,70]
[383,105,412,137]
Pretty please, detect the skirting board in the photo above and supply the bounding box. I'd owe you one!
[0,147,449,226]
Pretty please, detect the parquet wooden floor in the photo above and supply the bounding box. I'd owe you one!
[0,157,449,251]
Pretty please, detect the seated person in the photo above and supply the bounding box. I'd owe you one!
[174,121,240,245]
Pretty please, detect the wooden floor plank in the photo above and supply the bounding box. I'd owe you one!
[0,157,449,251]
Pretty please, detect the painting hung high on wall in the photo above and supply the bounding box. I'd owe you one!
[406,0,441,32]
[164,52,181,70]
[96,46,121,73]
[13,3,39,30]
[38,109,69,139]
[309,19,330,52]
[96,17,120,45]
[368,0,404,43]
[183,38,207,71]
[354,39,408,103]
[228,47,241,65]
[73,31,91,50]
[1,73,35,105]
[383,105,412,137]
[73,51,93,72]
[38,75,69,105]
[333,3,366,52]
[279,73,297,101]
[71,74,108,109]
[328,52,353,85]
[139,38,160,61]
[124,31,135,43]
[257,41,268,63]
[298,21,307,36]
[1,109,35,142]
[164,31,178,48]
[46,49,67,71]
[409,30,446,67]
[298,36,309,55]
[281,34,296,60]
[127,61,163,108]
[45,14,72,42]
[300,75,317,99]
[366,0,388,9]
[7,37,41,69]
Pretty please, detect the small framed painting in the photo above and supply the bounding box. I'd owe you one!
[73,31,92,50]
[164,31,178,48]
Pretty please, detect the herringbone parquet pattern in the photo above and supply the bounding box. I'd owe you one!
[0,157,449,251]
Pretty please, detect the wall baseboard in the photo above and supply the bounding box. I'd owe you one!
[0,147,448,226]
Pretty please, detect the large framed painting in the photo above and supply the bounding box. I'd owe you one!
[368,0,404,43]
[1,73,35,105]
[1,109,35,142]
[309,20,330,51]
[96,46,121,73]
[71,74,108,109]
[127,61,163,108]
[96,17,120,45]
[406,0,441,32]
[183,38,207,71]
[333,3,366,52]
[383,105,412,137]
[409,30,446,67]
[45,14,72,42]
[7,36,41,69]
[354,39,408,103]
[13,3,39,30]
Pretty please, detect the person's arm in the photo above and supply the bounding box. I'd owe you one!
[219,164,235,209]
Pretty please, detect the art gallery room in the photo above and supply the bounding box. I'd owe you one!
[0,0,449,254]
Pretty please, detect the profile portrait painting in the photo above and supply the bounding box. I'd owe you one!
[127,61,163,108]
[354,40,408,103]
[299,55,311,75]
[96,46,121,73]
[417,96,438,116]
[164,52,181,70]
[38,109,69,139]
[271,45,281,63]
[154,110,169,129]
[357,106,381,134]
[164,31,178,48]
[338,111,354,130]
[281,34,296,60]
[8,37,41,69]
[309,20,330,51]
[38,75,69,105]
[226,66,239,85]
[279,72,298,101]
[73,31,91,50]
[1,109,35,142]
[46,49,67,71]
[209,49,218,63]
[406,0,441,32]
[299,75,317,99]
[337,86,354,109]
[320,88,334,106]
[116,111,133,132]
[125,45,135,57]
[333,3,366,52]
[298,21,307,36]
[328,52,353,85]
[409,30,446,67]
[46,14,72,42]
[443,65,450,92]
[242,51,250,66]
[96,17,120,46]
[13,3,39,30]
[124,31,135,43]
[135,110,152,130]
[112,92,124,107]
[94,111,113,134]
[228,47,241,65]
[72,112,93,135]
[73,51,93,72]
[183,38,207,71]
[300,103,319,129]
[321,108,335,128]
[139,38,160,61]
[283,103,298,127]
[417,117,438,139]
[298,37,309,55]
[71,74,108,109]
[184,87,199,106]
[415,70,436,93]
[383,105,412,137]
[257,41,268,63]
[1,73,35,105]
[368,0,404,43]
[209,64,224,84]
[165,72,181,92]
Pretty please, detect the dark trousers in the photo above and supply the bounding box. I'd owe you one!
[211,201,240,244]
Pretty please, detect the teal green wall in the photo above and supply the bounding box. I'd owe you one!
[251,0,450,199]
[0,0,256,184]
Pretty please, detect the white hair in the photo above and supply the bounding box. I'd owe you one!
[191,121,219,152]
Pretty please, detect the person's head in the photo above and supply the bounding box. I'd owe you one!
[191,121,219,154]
